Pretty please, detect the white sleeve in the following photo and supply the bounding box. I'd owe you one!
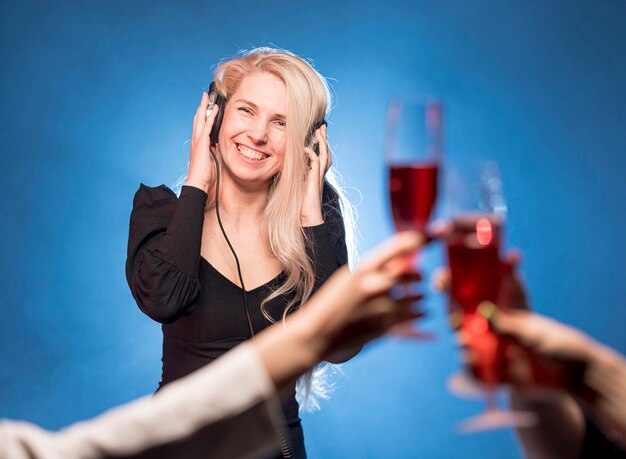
[0,343,284,459]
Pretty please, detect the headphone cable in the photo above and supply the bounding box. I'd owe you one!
[209,146,255,338]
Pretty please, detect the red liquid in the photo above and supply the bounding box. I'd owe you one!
[388,162,438,232]
[448,215,566,387]
[447,215,506,383]
[462,314,503,384]
[446,215,503,315]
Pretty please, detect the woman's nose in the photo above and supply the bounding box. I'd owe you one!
[248,119,269,144]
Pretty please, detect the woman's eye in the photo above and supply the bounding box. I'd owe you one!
[238,107,253,115]
[274,120,286,128]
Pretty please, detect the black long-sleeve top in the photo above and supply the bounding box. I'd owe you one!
[126,183,348,458]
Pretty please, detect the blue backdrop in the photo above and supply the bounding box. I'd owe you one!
[1,1,624,458]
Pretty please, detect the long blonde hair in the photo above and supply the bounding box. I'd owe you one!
[209,48,357,410]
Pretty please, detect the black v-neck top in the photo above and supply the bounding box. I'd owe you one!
[125,183,348,458]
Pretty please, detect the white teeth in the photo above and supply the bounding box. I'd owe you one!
[237,145,268,161]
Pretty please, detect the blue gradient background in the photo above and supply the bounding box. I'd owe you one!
[1,1,624,457]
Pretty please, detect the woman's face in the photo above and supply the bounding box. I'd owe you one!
[217,71,288,189]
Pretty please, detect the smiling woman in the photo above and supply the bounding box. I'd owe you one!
[125,47,356,459]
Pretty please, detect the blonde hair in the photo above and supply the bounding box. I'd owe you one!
[212,47,357,410]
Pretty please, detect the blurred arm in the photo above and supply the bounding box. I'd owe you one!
[0,344,282,459]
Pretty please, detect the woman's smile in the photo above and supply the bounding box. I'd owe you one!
[236,143,269,161]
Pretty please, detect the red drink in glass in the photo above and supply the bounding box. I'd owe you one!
[447,214,506,383]
[447,215,564,387]
[388,161,439,233]
[447,214,503,314]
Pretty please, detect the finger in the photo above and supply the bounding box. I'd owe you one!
[395,293,425,304]
[304,146,319,169]
[372,300,422,330]
[383,253,417,278]
[447,307,463,330]
[388,282,417,299]
[322,124,332,170]
[407,309,427,320]
[461,348,478,366]
[490,309,533,337]
[431,267,451,293]
[389,320,437,340]
[417,220,448,244]
[428,219,450,240]
[193,92,209,143]
[395,271,423,284]
[491,309,572,352]
[358,232,423,272]
[357,272,400,296]
[201,104,220,145]
[504,249,523,268]
[456,330,469,348]
[315,125,331,173]
[499,250,522,278]
[497,267,529,312]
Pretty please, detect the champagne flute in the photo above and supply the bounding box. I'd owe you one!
[384,98,442,339]
[386,98,442,239]
[444,161,536,433]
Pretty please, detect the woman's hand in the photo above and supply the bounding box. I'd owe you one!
[301,124,331,227]
[184,92,221,194]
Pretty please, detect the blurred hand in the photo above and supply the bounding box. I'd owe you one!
[255,232,427,387]
[491,309,593,390]
[435,253,589,390]
[301,231,426,359]
[435,245,626,453]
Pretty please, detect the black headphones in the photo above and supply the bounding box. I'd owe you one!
[206,82,227,144]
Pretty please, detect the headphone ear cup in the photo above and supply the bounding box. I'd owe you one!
[207,81,227,144]
[210,106,225,144]
[305,119,326,155]
[306,137,320,155]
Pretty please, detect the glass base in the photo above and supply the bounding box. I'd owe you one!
[389,321,436,340]
[447,371,487,399]
[457,408,537,434]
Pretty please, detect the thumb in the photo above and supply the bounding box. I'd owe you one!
[358,232,423,273]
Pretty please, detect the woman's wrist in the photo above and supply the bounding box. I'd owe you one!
[184,176,211,194]
[254,313,322,390]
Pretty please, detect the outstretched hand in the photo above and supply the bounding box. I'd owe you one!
[491,309,596,390]
[254,232,426,387]
[435,252,594,390]
[302,231,426,360]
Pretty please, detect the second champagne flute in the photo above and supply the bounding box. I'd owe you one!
[444,161,536,433]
